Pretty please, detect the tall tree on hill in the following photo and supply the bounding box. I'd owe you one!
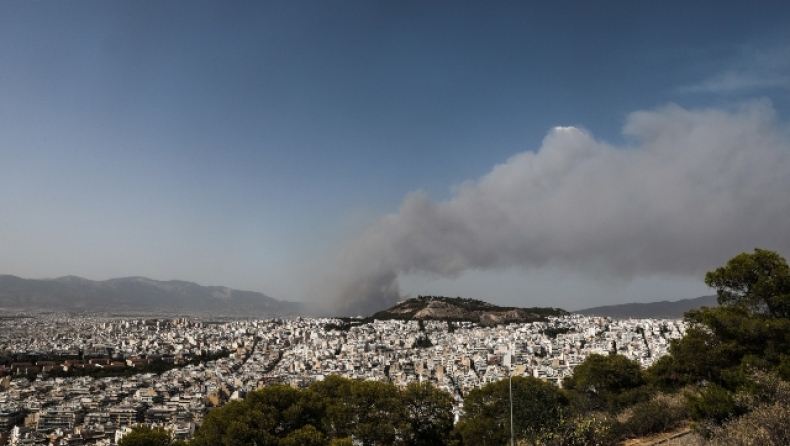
[651,249,790,387]
[647,249,790,423]
[706,248,790,318]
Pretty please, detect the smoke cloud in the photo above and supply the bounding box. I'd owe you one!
[326,101,790,315]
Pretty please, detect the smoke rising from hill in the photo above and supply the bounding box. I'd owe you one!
[326,101,790,315]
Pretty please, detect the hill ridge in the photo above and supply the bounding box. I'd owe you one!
[0,274,301,316]
[575,295,718,319]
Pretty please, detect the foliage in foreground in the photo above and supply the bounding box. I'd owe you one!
[456,376,568,446]
[519,248,790,445]
[189,377,455,446]
[118,426,187,446]
[649,249,790,424]
[703,374,790,446]
[563,353,649,413]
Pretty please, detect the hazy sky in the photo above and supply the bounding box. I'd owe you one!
[2,1,790,313]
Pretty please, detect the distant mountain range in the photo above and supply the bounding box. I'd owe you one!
[0,273,719,320]
[0,275,301,316]
[575,295,718,319]
[369,295,569,325]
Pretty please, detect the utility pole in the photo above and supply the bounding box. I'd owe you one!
[509,370,514,446]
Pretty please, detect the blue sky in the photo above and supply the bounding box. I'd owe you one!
[2,1,790,313]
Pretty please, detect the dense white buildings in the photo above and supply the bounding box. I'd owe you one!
[0,311,685,445]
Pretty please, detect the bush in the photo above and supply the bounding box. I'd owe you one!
[687,383,742,424]
[690,373,790,438]
[620,393,688,438]
[531,413,621,446]
[707,402,790,446]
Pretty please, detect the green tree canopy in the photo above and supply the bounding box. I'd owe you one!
[343,379,403,446]
[189,384,326,446]
[310,375,355,440]
[456,376,568,446]
[706,248,790,318]
[312,376,456,445]
[191,376,458,446]
[563,353,647,412]
[646,249,790,424]
[649,249,790,393]
[118,426,174,446]
[646,325,739,390]
[400,381,455,446]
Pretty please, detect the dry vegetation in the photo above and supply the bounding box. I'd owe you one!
[703,375,790,446]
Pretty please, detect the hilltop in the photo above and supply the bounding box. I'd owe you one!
[368,295,569,325]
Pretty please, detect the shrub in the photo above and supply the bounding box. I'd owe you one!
[707,402,790,446]
[620,393,688,438]
[532,413,621,446]
[691,373,790,438]
[687,383,741,424]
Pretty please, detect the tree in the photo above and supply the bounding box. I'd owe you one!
[701,249,790,373]
[456,376,568,446]
[311,376,406,446]
[651,249,790,391]
[310,375,355,440]
[280,425,328,446]
[413,335,433,348]
[118,426,173,446]
[563,354,647,413]
[400,381,455,446]
[647,249,790,424]
[705,248,790,318]
[646,326,738,390]
[345,379,403,446]
[189,385,326,446]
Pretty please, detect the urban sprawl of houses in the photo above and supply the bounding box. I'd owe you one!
[0,310,686,445]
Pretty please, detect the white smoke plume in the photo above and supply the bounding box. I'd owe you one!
[326,100,790,315]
